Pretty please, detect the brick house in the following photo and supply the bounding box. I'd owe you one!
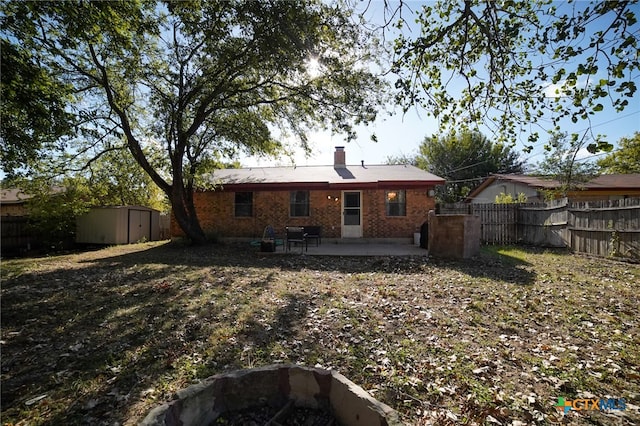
[172,147,445,241]
[1,188,33,253]
[0,188,32,217]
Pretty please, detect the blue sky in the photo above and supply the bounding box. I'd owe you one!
[242,1,640,170]
[241,102,638,169]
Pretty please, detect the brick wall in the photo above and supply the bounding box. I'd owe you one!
[428,214,481,258]
[171,188,437,239]
[361,188,434,238]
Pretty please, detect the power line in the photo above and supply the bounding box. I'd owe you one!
[583,110,640,131]
[522,111,639,164]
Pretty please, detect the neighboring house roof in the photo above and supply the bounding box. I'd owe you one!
[465,174,559,201]
[206,164,445,191]
[0,186,66,205]
[490,174,561,189]
[0,188,33,205]
[582,173,640,190]
[466,173,640,202]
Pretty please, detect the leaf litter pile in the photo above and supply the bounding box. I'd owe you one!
[1,241,639,425]
[213,400,337,426]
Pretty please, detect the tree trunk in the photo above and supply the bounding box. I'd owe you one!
[169,188,207,244]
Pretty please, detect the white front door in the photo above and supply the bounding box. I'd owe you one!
[342,191,362,238]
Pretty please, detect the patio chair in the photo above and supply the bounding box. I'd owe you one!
[285,226,307,252]
[303,225,322,246]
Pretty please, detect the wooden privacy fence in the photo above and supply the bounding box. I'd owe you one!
[439,202,520,245]
[518,198,569,248]
[569,198,640,259]
[1,216,34,254]
[437,198,640,259]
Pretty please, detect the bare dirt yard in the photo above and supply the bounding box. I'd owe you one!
[1,241,638,425]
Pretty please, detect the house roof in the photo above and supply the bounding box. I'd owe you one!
[0,186,66,205]
[205,164,445,191]
[583,173,640,189]
[0,188,33,204]
[465,174,559,201]
[466,173,640,201]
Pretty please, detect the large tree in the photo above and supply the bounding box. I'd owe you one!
[597,132,640,174]
[413,130,524,202]
[533,132,599,196]
[389,0,638,152]
[0,39,77,177]
[1,1,384,243]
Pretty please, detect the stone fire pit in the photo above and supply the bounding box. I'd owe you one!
[141,364,404,425]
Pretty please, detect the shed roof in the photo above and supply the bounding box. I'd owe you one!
[88,205,160,212]
[205,164,445,190]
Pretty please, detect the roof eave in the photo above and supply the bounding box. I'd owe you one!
[212,180,444,192]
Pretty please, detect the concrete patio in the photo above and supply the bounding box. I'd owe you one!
[266,239,428,256]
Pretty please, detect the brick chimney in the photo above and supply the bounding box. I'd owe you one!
[334,146,346,168]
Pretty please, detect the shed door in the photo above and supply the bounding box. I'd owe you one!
[128,209,151,243]
[341,191,362,238]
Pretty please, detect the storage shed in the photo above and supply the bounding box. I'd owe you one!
[76,206,161,245]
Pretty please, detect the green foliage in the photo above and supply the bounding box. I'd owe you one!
[384,153,417,166]
[6,147,168,251]
[81,148,168,211]
[414,130,524,202]
[534,132,599,197]
[0,39,76,177]
[495,192,528,204]
[391,1,638,151]
[597,132,640,174]
[609,230,620,258]
[15,179,90,251]
[1,0,385,243]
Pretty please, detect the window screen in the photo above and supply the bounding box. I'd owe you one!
[234,192,253,217]
[290,191,310,217]
[385,190,406,216]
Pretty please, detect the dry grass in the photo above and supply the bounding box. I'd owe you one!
[1,241,639,425]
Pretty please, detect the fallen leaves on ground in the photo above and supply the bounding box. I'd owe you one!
[1,242,638,425]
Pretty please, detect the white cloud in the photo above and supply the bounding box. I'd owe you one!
[543,76,595,99]
[543,82,567,98]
